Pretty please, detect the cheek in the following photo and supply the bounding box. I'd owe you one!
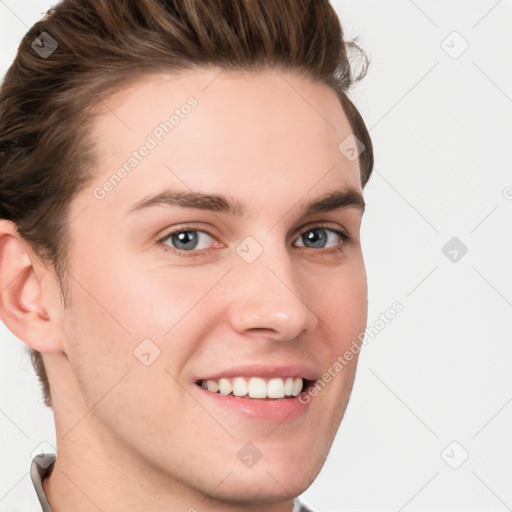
[316,257,368,348]
[307,258,367,413]
[66,243,208,337]
[61,247,224,379]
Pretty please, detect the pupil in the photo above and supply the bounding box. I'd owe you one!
[173,231,197,250]
[304,228,326,249]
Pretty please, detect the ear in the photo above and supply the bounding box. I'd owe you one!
[0,219,63,353]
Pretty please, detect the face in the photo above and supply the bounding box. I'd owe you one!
[53,67,367,504]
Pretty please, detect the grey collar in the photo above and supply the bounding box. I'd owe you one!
[30,453,56,512]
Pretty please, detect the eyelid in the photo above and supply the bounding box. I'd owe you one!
[293,220,349,238]
[154,222,215,242]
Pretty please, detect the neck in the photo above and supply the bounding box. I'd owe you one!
[44,422,296,512]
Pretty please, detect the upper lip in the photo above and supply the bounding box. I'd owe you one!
[195,363,319,382]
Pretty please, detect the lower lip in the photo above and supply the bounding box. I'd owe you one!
[195,385,312,422]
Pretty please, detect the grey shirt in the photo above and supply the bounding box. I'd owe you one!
[30,453,55,512]
[30,453,316,512]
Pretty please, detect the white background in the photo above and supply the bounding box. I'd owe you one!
[1,1,511,511]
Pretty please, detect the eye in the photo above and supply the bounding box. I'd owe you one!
[157,224,352,257]
[160,228,215,254]
[294,225,351,251]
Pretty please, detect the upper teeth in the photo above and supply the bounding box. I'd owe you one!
[200,377,304,399]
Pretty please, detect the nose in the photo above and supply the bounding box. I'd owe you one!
[226,246,319,342]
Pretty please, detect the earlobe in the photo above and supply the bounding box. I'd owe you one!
[0,219,62,353]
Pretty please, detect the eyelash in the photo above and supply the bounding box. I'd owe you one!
[156,224,353,258]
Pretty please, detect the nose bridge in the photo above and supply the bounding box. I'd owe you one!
[226,235,318,339]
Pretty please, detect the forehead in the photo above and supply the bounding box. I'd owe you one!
[78,67,362,218]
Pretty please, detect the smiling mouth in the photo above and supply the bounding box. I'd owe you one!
[195,376,313,400]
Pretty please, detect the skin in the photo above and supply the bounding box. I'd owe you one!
[0,67,367,512]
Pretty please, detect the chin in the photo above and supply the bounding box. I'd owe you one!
[209,471,313,506]
[208,452,320,504]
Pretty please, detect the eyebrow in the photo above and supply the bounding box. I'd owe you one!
[126,187,365,217]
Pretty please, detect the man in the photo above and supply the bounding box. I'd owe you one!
[0,0,373,510]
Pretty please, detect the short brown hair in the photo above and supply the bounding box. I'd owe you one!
[0,0,373,409]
